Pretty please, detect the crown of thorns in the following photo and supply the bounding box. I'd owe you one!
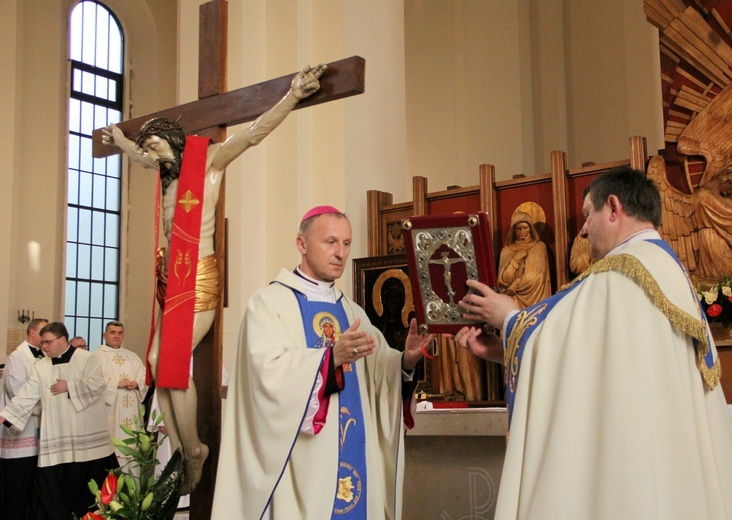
[134,117,183,148]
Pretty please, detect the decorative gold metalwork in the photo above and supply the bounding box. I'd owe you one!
[410,218,481,328]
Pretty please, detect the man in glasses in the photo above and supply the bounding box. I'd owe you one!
[0,322,116,519]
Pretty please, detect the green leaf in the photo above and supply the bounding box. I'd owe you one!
[111,436,128,448]
[115,445,140,458]
[119,424,136,437]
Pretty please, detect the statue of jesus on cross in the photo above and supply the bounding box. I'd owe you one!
[102,64,326,494]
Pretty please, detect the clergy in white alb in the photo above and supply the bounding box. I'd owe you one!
[93,321,148,466]
[212,207,432,520]
[0,322,117,520]
[0,318,47,519]
[456,167,732,520]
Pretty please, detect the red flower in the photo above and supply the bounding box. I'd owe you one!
[707,303,723,317]
[82,513,105,520]
[100,472,118,505]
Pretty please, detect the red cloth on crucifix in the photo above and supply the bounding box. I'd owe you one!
[150,135,210,389]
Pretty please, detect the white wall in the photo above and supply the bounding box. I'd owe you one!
[404,0,664,190]
[2,0,70,358]
[563,0,664,167]
[0,0,665,373]
[0,0,177,361]
[0,0,20,354]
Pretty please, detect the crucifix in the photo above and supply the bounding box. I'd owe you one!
[92,1,364,517]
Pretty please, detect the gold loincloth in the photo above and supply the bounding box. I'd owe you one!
[156,248,220,313]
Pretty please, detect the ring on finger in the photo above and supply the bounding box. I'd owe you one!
[352,348,358,355]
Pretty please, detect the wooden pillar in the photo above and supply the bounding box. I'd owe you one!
[629,135,648,172]
[367,190,393,256]
[412,176,428,216]
[191,3,226,517]
[479,163,496,251]
[551,150,569,288]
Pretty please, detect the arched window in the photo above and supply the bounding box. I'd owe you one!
[66,1,123,346]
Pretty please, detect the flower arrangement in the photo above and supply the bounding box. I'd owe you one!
[697,275,732,328]
[80,407,184,520]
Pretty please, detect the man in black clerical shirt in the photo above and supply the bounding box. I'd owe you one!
[0,322,116,519]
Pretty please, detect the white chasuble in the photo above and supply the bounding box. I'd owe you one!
[496,237,732,520]
[212,269,411,520]
[93,345,148,459]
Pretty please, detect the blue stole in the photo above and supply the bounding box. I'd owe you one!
[295,293,368,518]
[504,287,575,427]
[504,238,716,428]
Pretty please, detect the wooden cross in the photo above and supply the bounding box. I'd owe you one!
[92,1,364,517]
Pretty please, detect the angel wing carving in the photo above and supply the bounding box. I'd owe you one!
[646,155,699,275]
[647,78,732,287]
[678,83,732,187]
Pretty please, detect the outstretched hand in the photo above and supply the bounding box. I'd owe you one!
[402,319,435,371]
[291,64,327,100]
[332,319,375,367]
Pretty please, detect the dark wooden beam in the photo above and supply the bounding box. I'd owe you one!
[198,0,227,99]
[191,3,227,517]
[92,55,365,157]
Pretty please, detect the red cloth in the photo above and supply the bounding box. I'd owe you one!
[154,135,210,389]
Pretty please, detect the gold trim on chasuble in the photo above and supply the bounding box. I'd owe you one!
[559,254,721,390]
[505,303,548,395]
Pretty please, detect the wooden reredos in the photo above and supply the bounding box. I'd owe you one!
[362,136,649,404]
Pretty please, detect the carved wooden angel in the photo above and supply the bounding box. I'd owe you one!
[647,84,732,287]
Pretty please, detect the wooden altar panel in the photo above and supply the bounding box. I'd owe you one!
[718,346,732,402]
[494,173,557,290]
[711,327,732,402]
[380,204,414,256]
[566,160,630,236]
[363,138,649,405]
[427,189,482,215]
